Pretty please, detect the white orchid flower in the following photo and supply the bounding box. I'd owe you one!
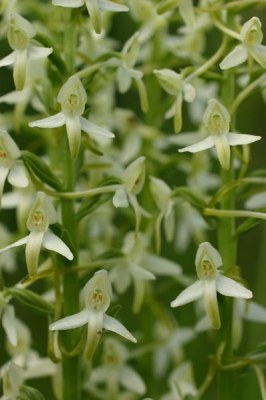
[0,293,17,347]
[50,270,137,360]
[52,0,128,34]
[156,0,195,30]
[29,76,114,159]
[220,17,266,70]
[0,130,28,207]
[0,192,74,277]
[153,69,195,133]
[171,242,253,329]
[0,13,52,91]
[1,362,24,400]
[178,99,261,169]
[160,362,197,400]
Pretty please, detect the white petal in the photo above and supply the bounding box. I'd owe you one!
[24,358,56,379]
[128,193,142,236]
[86,0,101,34]
[80,116,114,138]
[25,231,44,277]
[183,83,196,103]
[0,167,10,206]
[179,0,195,30]
[103,314,137,343]
[216,274,253,299]
[113,188,129,208]
[29,112,66,129]
[249,44,266,69]
[203,279,220,329]
[242,300,266,323]
[98,0,129,11]
[214,134,230,170]
[0,52,16,67]
[50,308,89,330]
[28,45,53,60]
[120,365,146,395]
[171,280,204,307]
[0,235,29,253]
[227,132,261,146]
[178,135,215,153]
[8,162,29,188]
[42,231,74,260]
[13,49,27,91]
[65,115,81,160]
[143,254,182,276]
[2,305,17,346]
[85,311,103,360]
[129,263,156,280]
[117,66,132,93]
[220,44,248,69]
[52,0,84,6]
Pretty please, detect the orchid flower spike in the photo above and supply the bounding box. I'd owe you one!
[0,192,74,277]
[52,0,129,34]
[29,76,114,159]
[179,99,261,169]
[153,69,195,133]
[220,17,266,70]
[0,13,52,91]
[0,130,28,207]
[171,242,253,329]
[50,270,137,360]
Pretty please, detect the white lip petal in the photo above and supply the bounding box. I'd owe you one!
[214,134,230,170]
[203,279,221,329]
[8,162,29,188]
[65,115,81,160]
[42,231,74,260]
[227,132,261,146]
[216,274,253,299]
[103,314,137,343]
[25,231,44,277]
[171,280,204,307]
[29,111,66,128]
[220,44,248,70]
[178,135,215,153]
[49,309,89,330]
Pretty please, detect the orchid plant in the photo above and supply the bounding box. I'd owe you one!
[0,1,266,400]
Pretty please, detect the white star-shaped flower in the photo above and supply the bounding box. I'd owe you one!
[178,99,261,169]
[171,242,253,329]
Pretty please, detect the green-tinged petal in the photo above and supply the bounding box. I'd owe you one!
[179,0,195,30]
[113,188,129,208]
[154,68,181,95]
[99,0,129,12]
[248,44,266,69]
[155,211,164,254]
[183,82,196,103]
[165,101,176,119]
[129,262,156,280]
[65,115,81,160]
[135,78,149,112]
[164,206,175,242]
[13,48,27,91]
[0,52,16,67]
[83,270,112,313]
[28,44,53,60]
[174,92,183,133]
[103,313,137,343]
[143,254,182,276]
[42,231,74,260]
[242,300,266,323]
[80,116,114,138]
[220,44,248,70]
[85,311,103,360]
[195,242,222,279]
[156,0,179,15]
[27,192,57,232]
[227,132,261,146]
[216,274,253,299]
[25,231,44,277]
[3,362,24,397]
[58,76,87,115]
[86,0,101,34]
[240,17,262,46]
[171,280,204,307]
[123,156,146,194]
[53,0,84,6]
[29,111,66,129]
[214,134,230,170]
[117,66,132,93]
[128,193,142,237]
[0,167,10,206]
[109,264,131,294]
[123,32,140,66]
[120,365,146,394]
[2,305,17,346]
[203,279,221,329]
[8,161,28,188]
[49,309,89,330]
[178,135,215,153]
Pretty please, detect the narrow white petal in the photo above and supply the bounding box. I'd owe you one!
[179,0,195,30]
[42,231,74,260]
[242,300,266,323]
[86,0,101,34]
[80,116,114,138]
[103,314,137,343]
[2,305,17,346]
[0,167,10,206]
[0,235,29,253]
[0,52,16,67]
[25,231,44,277]
[29,112,66,129]
[24,358,56,379]
[98,0,129,11]
[113,188,129,208]
[49,309,89,330]
[13,49,27,91]
[227,132,261,146]
[28,45,53,60]
[65,115,81,160]
[8,162,29,188]
[216,274,253,299]
[52,0,84,7]
[183,83,196,103]
[203,279,221,329]
[214,134,230,170]
[128,193,142,236]
[171,280,204,307]
[120,365,146,395]
[220,45,248,70]
[130,263,156,280]
[178,135,215,153]
[117,66,132,93]
[143,254,182,276]
[85,311,103,360]
[249,44,266,69]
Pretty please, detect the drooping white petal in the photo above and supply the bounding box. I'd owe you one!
[214,134,230,170]
[0,167,10,206]
[220,44,248,70]
[52,0,84,7]
[117,66,132,93]
[80,116,114,138]
[49,308,89,330]
[249,44,266,69]
[128,193,142,236]
[85,0,101,34]
[0,51,16,67]
[103,313,137,343]
[183,82,196,103]
[2,305,17,346]
[171,280,204,307]
[179,0,195,30]
[174,92,183,133]
[216,274,253,299]
[28,44,53,60]
[86,310,103,360]
[227,132,261,146]
[29,112,66,129]
[113,188,129,208]
[8,161,29,188]
[203,279,220,329]
[120,365,146,394]
[25,231,44,277]
[42,231,74,260]
[178,135,215,153]
[98,0,129,12]
[65,115,81,160]
[13,48,28,91]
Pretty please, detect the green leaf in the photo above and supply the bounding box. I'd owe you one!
[5,287,54,315]
[76,193,113,221]
[172,186,208,211]
[234,207,266,237]
[19,385,47,400]
[21,150,63,191]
